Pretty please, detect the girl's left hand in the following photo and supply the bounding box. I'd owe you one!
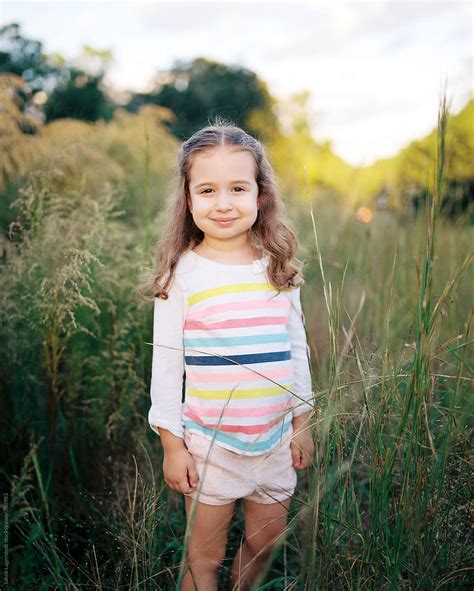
[290,430,314,470]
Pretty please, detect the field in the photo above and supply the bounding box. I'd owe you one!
[1,95,472,589]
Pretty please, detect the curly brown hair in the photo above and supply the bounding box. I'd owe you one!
[139,117,305,302]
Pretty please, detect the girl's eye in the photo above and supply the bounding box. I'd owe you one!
[200,187,245,194]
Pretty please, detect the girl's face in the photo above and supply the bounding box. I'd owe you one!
[187,146,260,249]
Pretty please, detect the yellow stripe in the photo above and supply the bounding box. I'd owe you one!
[187,384,292,400]
[188,282,291,306]
[188,282,272,306]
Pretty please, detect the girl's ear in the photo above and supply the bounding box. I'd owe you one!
[187,196,193,213]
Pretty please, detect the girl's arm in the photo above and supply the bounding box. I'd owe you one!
[149,278,200,493]
[287,286,315,418]
[148,276,187,442]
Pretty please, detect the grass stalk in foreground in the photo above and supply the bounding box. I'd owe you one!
[292,90,472,589]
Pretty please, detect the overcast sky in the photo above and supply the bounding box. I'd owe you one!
[2,0,472,167]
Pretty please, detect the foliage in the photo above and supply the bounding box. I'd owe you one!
[0,22,65,95]
[0,89,472,588]
[0,74,179,233]
[0,22,115,125]
[126,56,282,143]
[353,100,474,216]
[2,24,472,218]
[44,68,114,123]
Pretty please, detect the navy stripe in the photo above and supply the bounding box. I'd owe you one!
[185,350,292,366]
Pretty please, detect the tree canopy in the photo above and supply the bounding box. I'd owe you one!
[0,22,113,123]
[126,57,281,142]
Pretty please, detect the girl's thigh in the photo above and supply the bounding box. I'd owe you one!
[184,495,236,556]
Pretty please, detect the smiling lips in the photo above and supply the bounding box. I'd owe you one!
[212,218,237,224]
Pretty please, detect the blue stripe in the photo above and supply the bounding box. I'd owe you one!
[183,418,292,452]
[184,333,289,347]
[185,350,292,366]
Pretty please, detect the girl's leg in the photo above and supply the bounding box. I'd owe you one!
[182,495,235,591]
[231,497,291,591]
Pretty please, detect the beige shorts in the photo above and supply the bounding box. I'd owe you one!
[183,430,297,506]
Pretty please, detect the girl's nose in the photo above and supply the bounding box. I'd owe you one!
[215,192,233,209]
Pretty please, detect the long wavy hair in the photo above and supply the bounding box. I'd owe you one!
[139,117,305,302]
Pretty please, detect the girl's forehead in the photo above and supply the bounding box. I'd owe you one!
[189,146,256,181]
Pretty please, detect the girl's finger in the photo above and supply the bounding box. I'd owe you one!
[179,479,192,493]
[188,466,199,487]
[292,447,302,467]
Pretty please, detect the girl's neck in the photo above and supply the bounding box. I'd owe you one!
[193,238,261,264]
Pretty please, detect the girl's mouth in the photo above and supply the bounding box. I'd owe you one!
[212,218,237,225]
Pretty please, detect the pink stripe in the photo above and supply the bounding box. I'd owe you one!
[185,316,287,330]
[185,400,291,418]
[187,299,290,321]
[187,367,292,382]
[183,409,285,434]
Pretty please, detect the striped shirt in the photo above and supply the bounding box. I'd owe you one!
[148,249,314,455]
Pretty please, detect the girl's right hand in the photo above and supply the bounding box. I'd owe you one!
[162,448,200,494]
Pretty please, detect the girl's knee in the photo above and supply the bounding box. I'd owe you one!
[187,540,227,571]
[245,530,282,560]
[186,531,229,568]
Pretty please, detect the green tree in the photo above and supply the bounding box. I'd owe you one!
[44,68,113,123]
[45,46,115,123]
[271,90,354,205]
[1,23,115,124]
[394,99,474,217]
[127,56,281,142]
[0,22,64,95]
[351,98,473,218]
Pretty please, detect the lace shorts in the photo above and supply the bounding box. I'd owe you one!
[182,430,297,506]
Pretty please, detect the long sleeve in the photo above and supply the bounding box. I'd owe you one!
[287,286,314,417]
[148,276,187,439]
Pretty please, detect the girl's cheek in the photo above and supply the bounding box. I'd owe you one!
[195,203,212,214]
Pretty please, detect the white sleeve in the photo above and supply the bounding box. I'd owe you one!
[148,276,187,439]
[287,286,314,417]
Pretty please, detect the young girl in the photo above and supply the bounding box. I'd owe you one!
[142,121,315,590]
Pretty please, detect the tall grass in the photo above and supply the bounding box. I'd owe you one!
[284,92,472,589]
[1,92,471,589]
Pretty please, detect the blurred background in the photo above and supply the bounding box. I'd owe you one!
[1,1,472,217]
[1,1,472,589]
